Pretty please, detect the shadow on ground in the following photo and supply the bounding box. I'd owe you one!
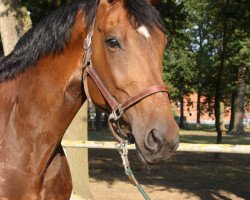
[89,149,250,200]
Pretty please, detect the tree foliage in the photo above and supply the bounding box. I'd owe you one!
[20,0,70,25]
[158,0,250,138]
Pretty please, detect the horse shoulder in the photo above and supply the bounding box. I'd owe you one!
[0,82,18,146]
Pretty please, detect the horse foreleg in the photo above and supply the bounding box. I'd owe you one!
[39,145,72,200]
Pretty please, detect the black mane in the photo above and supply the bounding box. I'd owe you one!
[0,0,165,82]
[125,0,165,32]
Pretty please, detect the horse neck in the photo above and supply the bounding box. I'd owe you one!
[0,12,87,174]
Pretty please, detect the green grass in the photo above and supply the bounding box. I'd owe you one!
[89,127,250,145]
[180,135,250,145]
[183,123,216,131]
[179,127,250,144]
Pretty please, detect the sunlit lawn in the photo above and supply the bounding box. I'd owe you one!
[180,129,250,145]
[179,125,250,144]
[89,126,250,145]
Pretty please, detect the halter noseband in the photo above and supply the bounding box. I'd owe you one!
[82,19,169,143]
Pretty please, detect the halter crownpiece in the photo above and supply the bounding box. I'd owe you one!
[82,19,169,143]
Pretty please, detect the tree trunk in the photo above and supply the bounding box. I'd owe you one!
[0,0,31,55]
[228,66,246,135]
[220,101,226,131]
[228,90,236,131]
[179,95,185,128]
[196,25,203,129]
[215,84,222,144]
[215,13,229,144]
[196,91,201,129]
[63,105,93,199]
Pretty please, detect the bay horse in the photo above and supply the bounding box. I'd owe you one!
[0,0,179,199]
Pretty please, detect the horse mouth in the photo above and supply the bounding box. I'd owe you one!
[134,142,173,165]
[136,148,150,164]
[122,132,156,165]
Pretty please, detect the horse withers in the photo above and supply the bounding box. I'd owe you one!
[0,0,179,199]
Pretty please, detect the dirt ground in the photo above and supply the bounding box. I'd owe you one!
[88,149,250,200]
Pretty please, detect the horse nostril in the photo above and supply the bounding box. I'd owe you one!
[145,129,164,153]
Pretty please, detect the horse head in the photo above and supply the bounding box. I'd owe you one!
[85,0,179,164]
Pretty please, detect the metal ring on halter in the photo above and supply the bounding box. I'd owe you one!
[109,105,124,121]
[108,115,129,143]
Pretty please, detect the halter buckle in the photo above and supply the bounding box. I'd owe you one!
[109,105,123,121]
[83,33,92,51]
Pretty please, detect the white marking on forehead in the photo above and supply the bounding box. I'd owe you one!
[137,26,150,39]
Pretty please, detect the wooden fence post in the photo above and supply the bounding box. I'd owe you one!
[63,103,93,200]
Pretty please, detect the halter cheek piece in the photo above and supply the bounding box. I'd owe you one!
[82,19,169,143]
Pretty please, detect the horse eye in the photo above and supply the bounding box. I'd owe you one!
[105,37,120,49]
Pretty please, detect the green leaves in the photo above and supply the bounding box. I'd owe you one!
[20,0,70,25]
[158,0,250,104]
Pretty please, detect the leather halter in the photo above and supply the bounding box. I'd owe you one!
[82,19,169,143]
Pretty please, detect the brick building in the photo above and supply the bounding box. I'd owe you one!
[172,93,250,126]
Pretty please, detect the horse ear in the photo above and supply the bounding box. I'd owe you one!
[148,0,159,5]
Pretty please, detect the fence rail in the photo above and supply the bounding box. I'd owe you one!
[62,140,250,154]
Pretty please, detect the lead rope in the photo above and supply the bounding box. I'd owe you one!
[116,142,151,200]
[83,16,151,200]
